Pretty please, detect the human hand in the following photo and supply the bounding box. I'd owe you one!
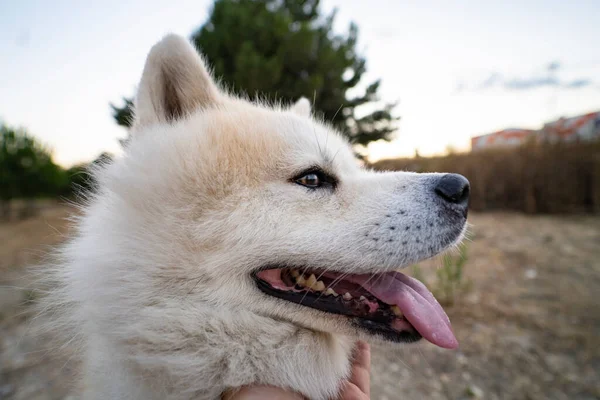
[223,340,371,400]
[337,340,370,400]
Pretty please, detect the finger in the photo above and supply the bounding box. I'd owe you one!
[223,385,305,400]
[352,341,371,370]
[349,341,371,396]
[338,382,369,400]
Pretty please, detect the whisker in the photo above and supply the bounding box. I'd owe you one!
[330,145,344,165]
[331,103,344,123]
[324,104,343,156]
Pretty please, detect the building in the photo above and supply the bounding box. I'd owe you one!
[471,128,536,151]
[471,111,600,151]
[539,111,600,143]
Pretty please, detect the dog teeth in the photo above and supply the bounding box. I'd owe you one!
[314,280,325,291]
[294,273,326,292]
[343,292,352,300]
[325,288,338,297]
[306,274,317,288]
[359,295,366,301]
[391,305,403,317]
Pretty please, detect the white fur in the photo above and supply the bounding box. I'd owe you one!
[290,97,311,117]
[47,35,467,399]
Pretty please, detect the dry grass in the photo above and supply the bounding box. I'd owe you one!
[372,141,600,214]
[0,202,74,271]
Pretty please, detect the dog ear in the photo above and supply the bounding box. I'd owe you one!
[133,34,221,128]
[290,97,311,117]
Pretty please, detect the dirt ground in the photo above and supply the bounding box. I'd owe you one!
[1,204,599,400]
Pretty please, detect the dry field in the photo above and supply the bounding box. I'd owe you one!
[1,203,599,399]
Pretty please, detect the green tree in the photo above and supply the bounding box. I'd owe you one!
[111,0,397,146]
[0,123,68,219]
[111,98,134,130]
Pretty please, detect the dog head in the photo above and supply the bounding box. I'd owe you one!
[89,35,468,350]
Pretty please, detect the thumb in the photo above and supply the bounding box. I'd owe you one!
[223,385,305,400]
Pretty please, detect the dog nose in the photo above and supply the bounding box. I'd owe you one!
[434,174,470,207]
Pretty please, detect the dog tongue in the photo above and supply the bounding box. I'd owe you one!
[347,271,458,349]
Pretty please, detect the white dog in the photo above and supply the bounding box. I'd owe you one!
[49,34,469,400]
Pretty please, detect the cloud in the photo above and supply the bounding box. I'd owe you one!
[547,61,561,72]
[564,79,593,89]
[479,73,502,89]
[504,76,560,90]
[457,62,594,93]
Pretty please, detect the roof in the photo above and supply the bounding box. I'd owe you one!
[543,111,600,138]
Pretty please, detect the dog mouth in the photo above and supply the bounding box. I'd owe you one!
[253,267,458,349]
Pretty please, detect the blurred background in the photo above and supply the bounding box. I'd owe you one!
[1,1,599,399]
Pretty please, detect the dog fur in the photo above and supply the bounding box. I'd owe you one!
[47,34,467,400]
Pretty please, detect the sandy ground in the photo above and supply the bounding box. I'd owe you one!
[0,204,599,399]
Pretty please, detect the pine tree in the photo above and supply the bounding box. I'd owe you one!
[111,0,397,146]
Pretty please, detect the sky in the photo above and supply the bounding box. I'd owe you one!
[1,0,599,166]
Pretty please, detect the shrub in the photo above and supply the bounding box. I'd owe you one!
[411,244,471,307]
[372,141,600,214]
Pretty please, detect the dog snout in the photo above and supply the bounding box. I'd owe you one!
[434,174,470,214]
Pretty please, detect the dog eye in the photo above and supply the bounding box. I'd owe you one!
[295,173,322,188]
[292,168,337,190]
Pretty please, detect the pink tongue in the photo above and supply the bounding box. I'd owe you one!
[347,272,458,349]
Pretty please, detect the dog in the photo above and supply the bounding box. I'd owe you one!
[48,34,469,400]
